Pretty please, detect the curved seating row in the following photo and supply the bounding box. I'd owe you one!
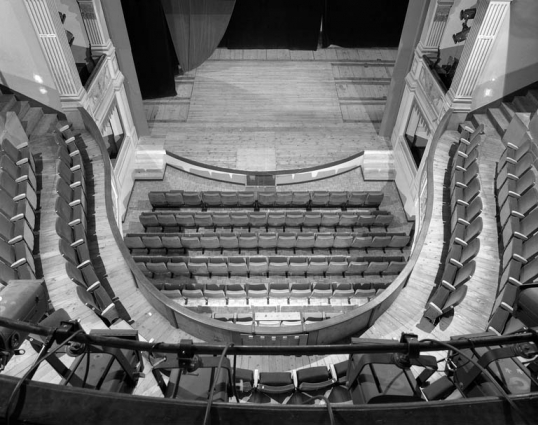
[212,311,345,325]
[139,209,393,232]
[423,124,484,324]
[0,135,38,284]
[53,125,120,325]
[148,190,384,211]
[124,231,410,255]
[489,120,538,334]
[159,281,380,307]
[134,254,407,278]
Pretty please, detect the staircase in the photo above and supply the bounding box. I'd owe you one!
[469,89,538,141]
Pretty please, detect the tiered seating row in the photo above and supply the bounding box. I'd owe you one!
[134,254,406,278]
[139,209,393,232]
[53,124,120,325]
[212,311,347,325]
[423,125,484,323]
[489,117,538,334]
[159,281,382,307]
[148,190,384,210]
[0,136,37,284]
[124,231,410,255]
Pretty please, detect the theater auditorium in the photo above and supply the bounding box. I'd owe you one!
[1,0,538,423]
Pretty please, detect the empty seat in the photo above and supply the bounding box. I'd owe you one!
[0,213,34,251]
[187,257,209,276]
[0,154,36,190]
[294,366,334,399]
[248,257,269,276]
[320,212,339,230]
[502,207,538,246]
[210,212,230,228]
[423,285,468,324]
[304,212,321,230]
[202,191,222,207]
[448,238,480,268]
[258,232,278,251]
[228,257,248,276]
[370,236,391,249]
[373,214,393,229]
[328,191,348,208]
[499,187,538,228]
[200,232,221,252]
[351,235,372,250]
[0,238,35,275]
[452,147,478,178]
[0,189,35,229]
[331,283,354,304]
[180,234,201,250]
[384,261,406,275]
[310,283,333,301]
[239,233,258,253]
[275,192,293,206]
[267,212,285,229]
[249,212,268,229]
[124,235,147,255]
[365,192,384,208]
[182,191,202,207]
[347,192,367,208]
[268,256,289,275]
[238,191,257,207]
[221,191,239,207]
[357,215,376,228]
[220,233,239,251]
[497,169,536,208]
[450,178,481,213]
[452,196,483,232]
[277,232,297,252]
[257,192,276,207]
[315,233,335,250]
[146,261,171,278]
[56,178,86,212]
[364,262,389,275]
[257,372,295,398]
[333,233,353,250]
[285,211,304,229]
[148,192,167,209]
[388,235,411,250]
[247,283,268,300]
[207,257,229,276]
[295,233,314,252]
[503,234,538,270]
[496,152,536,192]
[269,282,290,299]
[338,212,358,229]
[0,170,37,210]
[289,282,311,300]
[311,191,329,207]
[164,191,184,208]
[161,235,183,255]
[230,212,249,229]
[139,213,160,231]
[156,214,178,232]
[167,259,190,277]
[346,261,368,275]
[226,284,247,300]
[288,256,308,277]
[451,162,479,195]
[451,217,482,247]
[194,212,214,229]
[307,257,329,276]
[327,257,348,276]
[291,191,310,208]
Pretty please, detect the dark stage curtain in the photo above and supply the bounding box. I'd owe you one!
[220,0,322,50]
[322,0,409,48]
[120,0,178,99]
[161,0,236,72]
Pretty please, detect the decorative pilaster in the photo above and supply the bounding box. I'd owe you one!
[77,0,111,54]
[447,0,512,111]
[23,0,84,98]
[418,0,455,57]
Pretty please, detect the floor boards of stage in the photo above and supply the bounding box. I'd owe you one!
[142,48,395,171]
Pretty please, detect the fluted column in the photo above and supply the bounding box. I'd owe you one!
[77,0,111,54]
[417,0,455,58]
[23,0,84,99]
[447,0,512,111]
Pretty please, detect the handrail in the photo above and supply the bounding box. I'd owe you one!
[0,315,536,356]
[166,149,364,176]
[80,104,454,344]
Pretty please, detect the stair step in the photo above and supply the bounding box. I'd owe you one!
[500,102,517,121]
[512,96,537,114]
[8,100,31,120]
[0,94,17,114]
[486,108,509,137]
[470,114,501,141]
[362,150,395,181]
[21,107,44,136]
[30,114,59,138]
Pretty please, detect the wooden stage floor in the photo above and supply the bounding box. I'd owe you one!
[142,48,395,171]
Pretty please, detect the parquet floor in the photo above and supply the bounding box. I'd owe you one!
[142,48,395,171]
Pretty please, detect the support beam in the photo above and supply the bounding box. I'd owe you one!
[379,0,430,138]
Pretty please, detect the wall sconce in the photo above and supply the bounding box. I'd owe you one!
[460,8,476,22]
[453,23,470,43]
